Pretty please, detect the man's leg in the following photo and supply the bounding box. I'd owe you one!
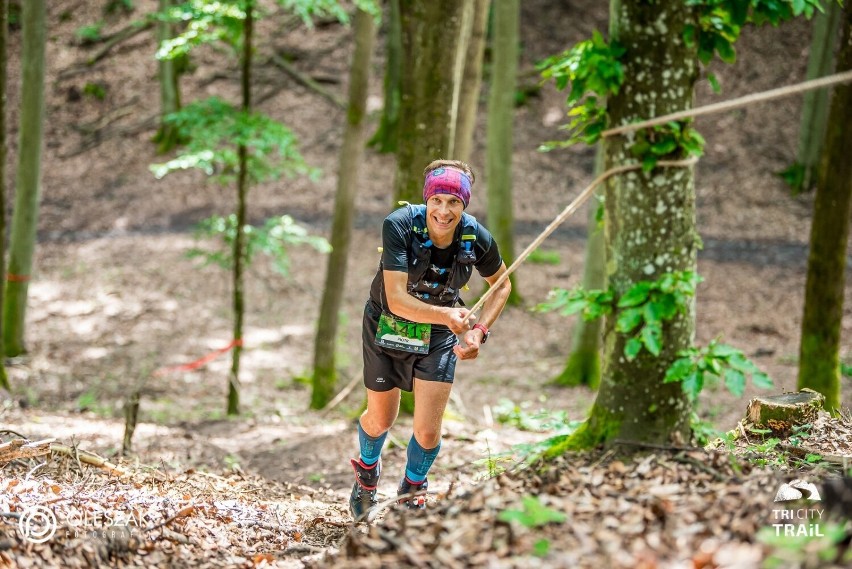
[398,379,452,508]
[349,388,400,520]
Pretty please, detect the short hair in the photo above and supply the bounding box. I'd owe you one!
[423,159,476,185]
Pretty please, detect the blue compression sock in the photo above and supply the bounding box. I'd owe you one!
[404,435,441,483]
[357,420,387,466]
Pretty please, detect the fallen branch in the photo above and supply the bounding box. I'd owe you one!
[0,438,55,464]
[58,20,154,79]
[321,372,362,416]
[269,53,345,109]
[49,443,128,477]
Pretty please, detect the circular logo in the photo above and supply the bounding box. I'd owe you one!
[18,506,57,544]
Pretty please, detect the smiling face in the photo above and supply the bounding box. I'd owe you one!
[425,193,465,246]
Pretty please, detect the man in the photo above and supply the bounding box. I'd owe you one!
[349,159,512,520]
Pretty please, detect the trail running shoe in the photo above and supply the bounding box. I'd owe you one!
[349,458,381,521]
[396,477,428,509]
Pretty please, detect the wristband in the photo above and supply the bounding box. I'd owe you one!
[473,323,490,344]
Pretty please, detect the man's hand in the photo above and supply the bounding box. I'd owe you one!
[453,328,483,360]
[445,308,473,335]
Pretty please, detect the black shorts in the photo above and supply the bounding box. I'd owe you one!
[362,301,458,392]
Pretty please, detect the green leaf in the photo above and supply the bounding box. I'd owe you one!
[650,138,678,155]
[724,368,746,397]
[533,539,551,557]
[498,496,566,528]
[707,72,721,93]
[682,371,703,401]
[641,323,662,356]
[624,337,643,361]
[665,357,695,383]
[618,282,652,307]
[714,36,736,64]
[752,372,774,390]
[616,307,644,334]
[642,154,657,172]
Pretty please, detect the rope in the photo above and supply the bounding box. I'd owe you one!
[601,70,852,138]
[466,70,852,319]
[467,157,698,317]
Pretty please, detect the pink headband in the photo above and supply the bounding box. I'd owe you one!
[423,167,472,208]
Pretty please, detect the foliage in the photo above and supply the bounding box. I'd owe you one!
[498,496,566,527]
[188,214,330,275]
[76,22,104,44]
[685,0,824,65]
[629,121,706,171]
[538,271,701,360]
[156,0,247,60]
[83,82,107,100]
[527,249,561,265]
[150,97,315,184]
[492,398,582,433]
[664,338,773,401]
[537,30,625,146]
[840,360,851,378]
[157,0,378,61]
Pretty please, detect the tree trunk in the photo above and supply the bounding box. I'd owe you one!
[4,0,46,357]
[228,0,253,416]
[795,1,842,191]
[453,0,490,164]
[563,0,699,450]
[368,0,401,153]
[153,0,182,154]
[552,145,606,388]
[0,0,9,390]
[797,5,852,413]
[485,0,521,305]
[311,8,377,409]
[395,0,466,204]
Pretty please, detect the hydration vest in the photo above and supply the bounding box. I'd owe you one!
[405,204,478,306]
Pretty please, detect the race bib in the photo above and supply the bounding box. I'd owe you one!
[375,312,431,354]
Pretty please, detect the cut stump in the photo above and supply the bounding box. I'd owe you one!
[746,388,825,433]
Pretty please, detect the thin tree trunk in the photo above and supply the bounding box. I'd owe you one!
[228,0,253,416]
[454,0,490,163]
[153,0,182,154]
[796,1,842,191]
[552,145,606,388]
[562,0,698,450]
[797,5,852,412]
[0,0,9,389]
[485,0,521,305]
[4,0,46,357]
[395,0,466,204]
[368,0,401,153]
[311,8,377,409]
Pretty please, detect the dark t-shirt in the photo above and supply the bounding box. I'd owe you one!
[368,206,502,317]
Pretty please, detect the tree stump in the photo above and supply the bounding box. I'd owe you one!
[746,388,825,433]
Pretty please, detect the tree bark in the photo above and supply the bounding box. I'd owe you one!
[0,0,9,390]
[395,0,466,204]
[553,145,606,388]
[4,0,46,357]
[368,0,401,153]
[566,0,699,449]
[795,1,842,191]
[228,0,254,416]
[311,9,377,409]
[153,0,182,154]
[485,0,521,304]
[797,5,852,413]
[453,0,490,164]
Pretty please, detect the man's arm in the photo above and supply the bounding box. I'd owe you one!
[453,262,512,360]
[383,270,473,335]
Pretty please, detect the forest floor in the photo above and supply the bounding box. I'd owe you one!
[1,0,852,567]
